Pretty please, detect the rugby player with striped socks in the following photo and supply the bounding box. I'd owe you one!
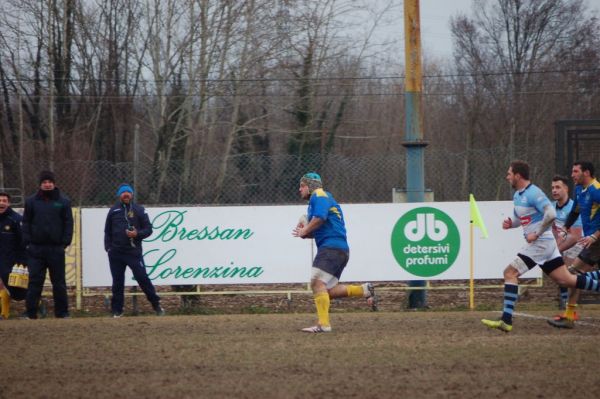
[549,175,583,318]
[482,161,600,332]
[548,161,600,329]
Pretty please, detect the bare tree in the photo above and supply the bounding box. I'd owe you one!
[449,0,600,197]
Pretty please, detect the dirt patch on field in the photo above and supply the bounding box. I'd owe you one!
[1,310,600,398]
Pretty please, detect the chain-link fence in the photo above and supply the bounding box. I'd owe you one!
[1,146,558,206]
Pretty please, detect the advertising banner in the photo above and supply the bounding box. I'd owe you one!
[82,201,541,287]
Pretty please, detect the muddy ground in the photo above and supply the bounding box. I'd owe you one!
[1,308,600,398]
[2,277,600,398]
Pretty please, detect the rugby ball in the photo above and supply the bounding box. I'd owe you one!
[298,214,308,227]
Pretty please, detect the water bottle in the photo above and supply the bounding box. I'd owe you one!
[20,264,29,288]
[8,264,17,287]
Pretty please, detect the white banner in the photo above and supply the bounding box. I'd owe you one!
[81,201,541,287]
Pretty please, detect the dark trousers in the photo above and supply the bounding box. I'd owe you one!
[109,250,160,313]
[26,245,69,318]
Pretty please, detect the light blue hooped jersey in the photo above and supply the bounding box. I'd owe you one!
[513,183,553,240]
[552,199,582,230]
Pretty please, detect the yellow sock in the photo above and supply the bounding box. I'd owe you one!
[314,292,330,327]
[346,285,364,298]
[565,304,577,320]
[0,289,10,319]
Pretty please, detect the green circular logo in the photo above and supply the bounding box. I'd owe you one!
[390,207,460,277]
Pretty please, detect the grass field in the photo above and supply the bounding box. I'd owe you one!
[1,310,600,398]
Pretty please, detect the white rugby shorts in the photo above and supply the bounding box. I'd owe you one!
[512,239,561,274]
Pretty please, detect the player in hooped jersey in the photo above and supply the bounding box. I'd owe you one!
[550,175,583,311]
[482,160,600,333]
[549,161,600,329]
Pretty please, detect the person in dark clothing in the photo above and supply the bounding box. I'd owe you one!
[104,183,164,317]
[0,192,27,319]
[22,171,73,319]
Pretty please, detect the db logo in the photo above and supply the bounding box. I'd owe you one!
[404,213,448,242]
[391,207,460,277]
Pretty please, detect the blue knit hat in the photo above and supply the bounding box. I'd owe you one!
[300,172,323,193]
[116,183,134,197]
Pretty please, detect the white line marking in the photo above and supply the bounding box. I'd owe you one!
[496,311,600,328]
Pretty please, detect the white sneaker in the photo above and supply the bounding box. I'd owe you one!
[301,325,332,333]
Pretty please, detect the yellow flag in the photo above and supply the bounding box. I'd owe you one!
[469,194,488,238]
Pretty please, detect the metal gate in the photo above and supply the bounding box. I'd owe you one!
[555,119,600,175]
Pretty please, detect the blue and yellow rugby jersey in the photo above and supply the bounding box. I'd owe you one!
[572,179,600,236]
[307,188,349,251]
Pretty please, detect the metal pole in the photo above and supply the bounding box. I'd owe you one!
[17,18,25,198]
[403,0,428,308]
[131,124,140,314]
[48,0,55,170]
[75,209,82,311]
[133,124,139,194]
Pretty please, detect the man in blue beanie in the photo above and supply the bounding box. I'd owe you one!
[104,183,164,317]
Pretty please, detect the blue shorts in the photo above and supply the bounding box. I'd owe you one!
[313,248,349,280]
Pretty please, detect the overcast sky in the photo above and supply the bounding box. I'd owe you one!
[367,0,600,61]
[419,0,474,59]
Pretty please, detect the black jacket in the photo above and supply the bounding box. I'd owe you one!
[0,207,27,268]
[104,201,152,254]
[22,188,74,247]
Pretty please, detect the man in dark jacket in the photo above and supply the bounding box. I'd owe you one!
[104,183,163,317]
[0,192,27,318]
[22,171,73,319]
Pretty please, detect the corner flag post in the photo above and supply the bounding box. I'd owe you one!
[469,194,488,310]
